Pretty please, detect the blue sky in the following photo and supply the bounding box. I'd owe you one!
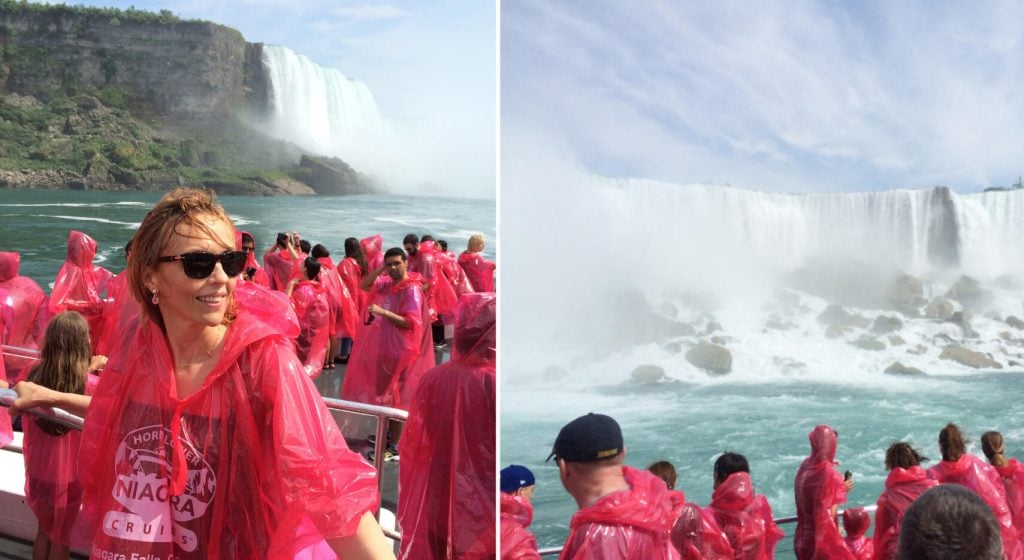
[31,0,496,197]
[503,1,1024,193]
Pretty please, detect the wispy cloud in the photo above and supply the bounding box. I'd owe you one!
[504,0,1024,192]
[331,4,410,22]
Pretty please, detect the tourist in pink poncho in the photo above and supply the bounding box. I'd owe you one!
[841,508,873,560]
[500,465,541,560]
[982,430,1024,556]
[10,188,393,559]
[872,442,937,560]
[311,244,358,364]
[413,240,459,323]
[238,230,270,287]
[263,232,304,291]
[340,247,432,451]
[361,234,384,272]
[338,237,369,317]
[707,453,783,560]
[436,239,474,296]
[793,425,854,560]
[458,233,496,292]
[928,423,1021,560]
[397,293,496,559]
[286,257,332,378]
[0,341,11,448]
[49,230,113,347]
[21,312,100,559]
[0,251,48,373]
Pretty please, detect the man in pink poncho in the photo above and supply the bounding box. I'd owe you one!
[793,425,855,560]
[500,465,541,560]
[340,247,432,453]
[49,230,113,347]
[553,413,684,559]
[0,251,48,373]
[396,292,496,559]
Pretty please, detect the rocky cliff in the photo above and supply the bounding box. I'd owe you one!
[0,2,372,195]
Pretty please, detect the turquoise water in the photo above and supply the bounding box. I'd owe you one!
[0,189,495,289]
[502,371,1024,554]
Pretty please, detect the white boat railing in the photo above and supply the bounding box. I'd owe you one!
[0,343,407,543]
[535,504,878,556]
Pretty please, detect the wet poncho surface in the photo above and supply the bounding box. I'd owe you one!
[78,294,378,560]
[872,466,936,560]
[290,279,331,377]
[501,493,541,560]
[840,508,873,560]
[397,293,496,559]
[671,501,734,560]
[793,425,850,560]
[23,373,100,548]
[0,251,47,372]
[996,458,1024,554]
[928,453,1021,560]
[49,231,113,344]
[340,275,431,409]
[458,250,495,293]
[707,471,783,560]
[560,466,685,560]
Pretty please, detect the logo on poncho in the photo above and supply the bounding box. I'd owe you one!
[102,425,217,552]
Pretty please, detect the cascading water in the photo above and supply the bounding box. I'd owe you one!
[501,174,1024,551]
[259,45,388,162]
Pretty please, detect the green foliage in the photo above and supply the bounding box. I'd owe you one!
[0,1,197,24]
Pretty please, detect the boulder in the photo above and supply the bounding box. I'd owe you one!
[907,344,928,355]
[298,155,375,195]
[885,361,925,376]
[1007,316,1024,330]
[850,336,886,351]
[994,274,1024,291]
[818,305,870,329]
[871,315,903,335]
[631,364,666,383]
[685,343,732,375]
[889,335,906,346]
[773,356,807,375]
[709,336,731,346]
[705,321,723,335]
[948,311,978,338]
[664,342,684,355]
[944,275,992,309]
[825,324,845,339]
[774,288,802,308]
[887,274,924,306]
[924,297,956,320]
[939,346,1003,369]
[765,317,796,331]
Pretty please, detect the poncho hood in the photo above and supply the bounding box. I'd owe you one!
[0,252,18,282]
[711,471,755,511]
[571,466,686,533]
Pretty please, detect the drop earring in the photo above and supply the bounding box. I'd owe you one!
[151,290,159,305]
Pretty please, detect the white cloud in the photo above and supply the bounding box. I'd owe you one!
[330,4,410,22]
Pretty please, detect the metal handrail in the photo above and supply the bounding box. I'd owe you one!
[0,345,408,543]
[535,504,878,556]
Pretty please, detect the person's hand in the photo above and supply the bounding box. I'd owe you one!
[844,478,855,492]
[367,304,383,316]
[89,355,108,372]
[9,381,51,416]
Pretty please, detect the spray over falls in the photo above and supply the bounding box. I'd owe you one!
[510,179,1024,385]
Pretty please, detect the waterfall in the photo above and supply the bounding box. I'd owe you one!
[259,45,387,158]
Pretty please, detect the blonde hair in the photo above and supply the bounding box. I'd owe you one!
[26,312,91,436]
[127,188,236,329]
[467,234,485,252]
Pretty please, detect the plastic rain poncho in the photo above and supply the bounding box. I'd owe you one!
[410,241,458,322]
[237,231,270,288]
[95,270,142,358]
[316,257,358,339]
[841,507,873,560]
[501,493,541,560]
[996,458,1024,554]
[337,257,367,318]
[263,250,300,292]
[437,248,474,296]
[0,251,48,372]
[360,235,384,272]
[708,471,784,560]
[78,290,378,560]
[290,279,331,378]
[23,373,100,549]
[339,274,432,410]
[397,292,496,559]
[872,466,937,560]
[49,231,113,344]
[672,502,734,560]
[794,425,850,560]
[928,453,1021,560]
[560,466,685,560]
[458,250,495,293]
[0,343,10,448]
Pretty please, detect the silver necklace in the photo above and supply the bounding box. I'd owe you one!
[175,327,226,369]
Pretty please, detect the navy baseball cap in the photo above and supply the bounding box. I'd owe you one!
[500,464,536,493]
[546,413,624,463]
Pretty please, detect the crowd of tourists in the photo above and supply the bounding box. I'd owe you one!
[502,417,1022,560]
[0,188,497,559]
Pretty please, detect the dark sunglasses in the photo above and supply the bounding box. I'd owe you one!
[158,251,247,279]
